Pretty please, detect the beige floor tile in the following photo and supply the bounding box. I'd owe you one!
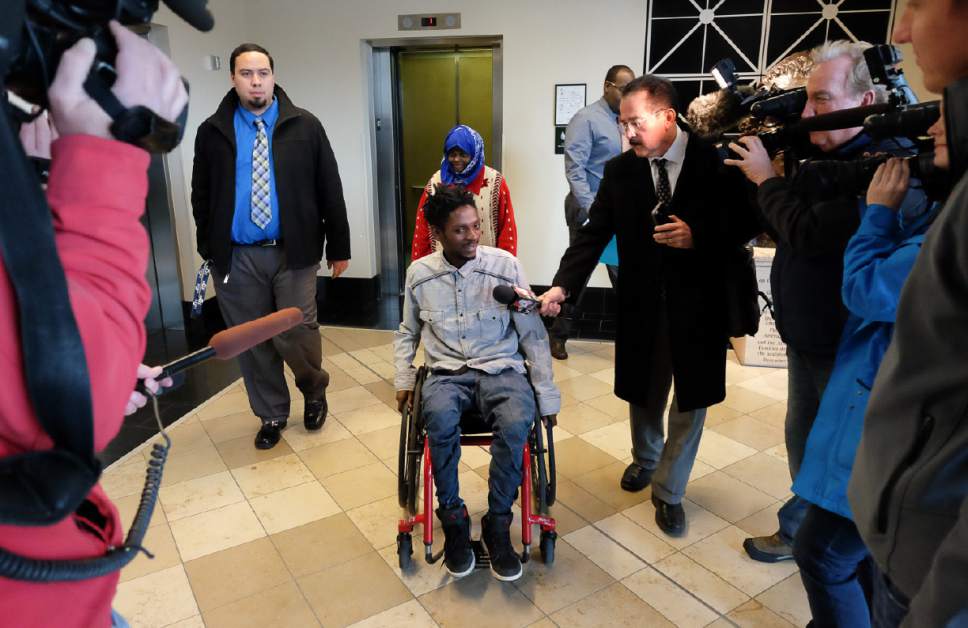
[527,619,557,628]
[201,410,259,444]
[160,470,245,521]
[543,501,589,536]
[688,458,718,483]
[589,367,615,386]
[551,360,584,382]
[282,417,353,451]
[723,386,777,414]
[584,392,631,420]
[736,501,785,538]
[231,453,317,499]
[654,552,749,613]
[572,462,651,511]
[554,402,619,435]
[150,419,213,452]
[420,569,544,628]
[459,444,492,469]
[214,433,294,470]
[113,565,199,628]
[622,498,729,550]
[688,472,778,523]
[357,424,402,460]
[119,522,183,582]
[364,378,400,407]
[339,402,402,435]
[722,453,794,500]
[563,352,615,374]
[559,390,581,409]
[202,580,320,628]
[749,401,788,429]
[271,512,374,577]
[737,374,789,401]
[563,524,646,579]
[249,480,341,534]
[170,501,265,562]
[763,444,789,465]
[556,375,613,402]
[714,416,786,452]
[682,526,799,597]
[705,403,745,427]
[513,539,615,614]
[594,513,676,564]
[622,566,720,627]
[103,457,155,500]
[552,437,619,479]
[299,551,412,626]
[325,365,360,393]
[184,537,291,612]
[166,616,205,628]
[112,491,168,530]
[327,385,385,414]
[550,581,673,627]
[756,573,811,627]
[348,599,438,628]
[320,461,397,510]
[725,599,797,627]
[554,475,620,523]
[376,536,453,597]
[578,421,631,461]
[726,359,768,385]
[696,429,759,469]
[195,387,251,421]
[161,440,230,487]
[346,495,403,550]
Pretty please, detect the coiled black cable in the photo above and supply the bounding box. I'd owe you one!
[0,395,171,582]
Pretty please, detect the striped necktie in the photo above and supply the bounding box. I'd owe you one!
[251,118,272,229]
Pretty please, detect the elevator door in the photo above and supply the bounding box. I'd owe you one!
[397,48,494,262]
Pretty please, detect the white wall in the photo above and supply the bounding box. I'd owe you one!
[155,0,648,294]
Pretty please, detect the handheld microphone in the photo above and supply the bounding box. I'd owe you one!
[493,285,541,313]
[137,307,302,394]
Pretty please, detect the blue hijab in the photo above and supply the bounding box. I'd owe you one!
[440,125,485,185]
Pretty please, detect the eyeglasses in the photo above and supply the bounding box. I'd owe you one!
[618,108,673,133]
[605,80,628,91]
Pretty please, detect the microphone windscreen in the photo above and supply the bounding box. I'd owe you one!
[210,308,302,359]
[492,285,517,305]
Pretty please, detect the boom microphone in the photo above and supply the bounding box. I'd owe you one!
[793,103,893,133]
[139,308,302,392]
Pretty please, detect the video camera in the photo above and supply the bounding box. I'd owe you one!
[4,0,214,153]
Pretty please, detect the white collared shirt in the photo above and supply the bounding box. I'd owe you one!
[648,126,689,196]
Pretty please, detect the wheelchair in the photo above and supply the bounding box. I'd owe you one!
[396,365,558,570]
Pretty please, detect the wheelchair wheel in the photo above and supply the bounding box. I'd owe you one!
[398,368,426,515]
[540,531,556,565]
[530,421,548,515]
[397,532,413,570]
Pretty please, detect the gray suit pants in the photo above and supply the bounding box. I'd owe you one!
[629,300,707,504]
[211,245,327,423]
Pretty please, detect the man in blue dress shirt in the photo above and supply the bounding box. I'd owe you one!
[549,64,633,359]
[192,44,351,449]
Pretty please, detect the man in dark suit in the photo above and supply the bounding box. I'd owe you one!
[540,75,753,536]
[192,43,351,450]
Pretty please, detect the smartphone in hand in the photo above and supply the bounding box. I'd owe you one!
[651,201,671,226]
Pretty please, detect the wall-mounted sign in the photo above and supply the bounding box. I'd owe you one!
[554,125,567,155]
[554,83,586,126]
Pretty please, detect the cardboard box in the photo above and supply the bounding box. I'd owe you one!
[731,247,788,368]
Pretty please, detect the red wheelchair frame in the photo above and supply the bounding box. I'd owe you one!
[396,366,558,569]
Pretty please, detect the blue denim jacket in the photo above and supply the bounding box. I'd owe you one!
[394,246,561,417]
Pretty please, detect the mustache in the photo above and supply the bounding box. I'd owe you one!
[629,137,643,145]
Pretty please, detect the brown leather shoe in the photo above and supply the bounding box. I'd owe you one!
[549,336,568,360]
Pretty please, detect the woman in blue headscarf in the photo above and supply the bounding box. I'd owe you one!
[412,124,517,259]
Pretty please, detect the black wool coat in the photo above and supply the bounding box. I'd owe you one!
[191,85,351,275]
[552,133,757,411]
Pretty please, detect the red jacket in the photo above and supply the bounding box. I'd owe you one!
[0,136,151,627]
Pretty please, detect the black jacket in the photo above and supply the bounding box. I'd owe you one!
[553,133,758,411]
[757,133,916,356]
[191,86,351,275]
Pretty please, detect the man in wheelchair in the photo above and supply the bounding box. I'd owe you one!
[394,184,560,582]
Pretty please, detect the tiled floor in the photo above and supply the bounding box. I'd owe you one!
[106,327,810,627]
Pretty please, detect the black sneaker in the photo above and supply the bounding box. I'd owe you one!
[436,504,475,577]
[481,512,522,581]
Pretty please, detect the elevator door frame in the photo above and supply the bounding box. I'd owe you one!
[367,36,503,328]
